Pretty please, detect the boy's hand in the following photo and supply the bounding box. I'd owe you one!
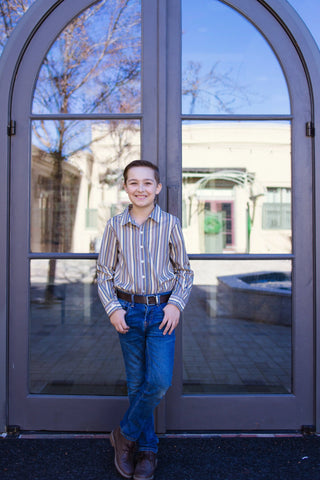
[159,304,180,335]
[110,309,130,334]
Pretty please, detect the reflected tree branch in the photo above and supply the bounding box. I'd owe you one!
[182,60,253,114]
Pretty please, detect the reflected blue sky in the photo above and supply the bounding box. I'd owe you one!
[182,0,320,115]
[0,0,319,115]
[182,0,290,114]
[0,1,319,55]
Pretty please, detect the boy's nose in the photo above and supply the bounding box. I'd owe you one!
[137,183,145,192]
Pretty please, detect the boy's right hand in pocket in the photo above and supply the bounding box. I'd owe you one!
[110,309,130,334]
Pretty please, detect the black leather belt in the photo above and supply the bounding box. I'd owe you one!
[116,289,171,305]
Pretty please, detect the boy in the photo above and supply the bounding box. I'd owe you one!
[97,160,193,480]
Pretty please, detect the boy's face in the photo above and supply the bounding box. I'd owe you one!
[124,166,162,210]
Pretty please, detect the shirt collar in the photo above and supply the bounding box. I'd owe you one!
[122,204,161,226]
[122,206,132,225]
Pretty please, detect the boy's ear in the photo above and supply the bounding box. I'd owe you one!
[156,182,162,194]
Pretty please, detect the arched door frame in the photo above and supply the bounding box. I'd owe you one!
[0,0,158,432]
[224,0,320,434]
[0,0,320,431]
[165,0,316,431]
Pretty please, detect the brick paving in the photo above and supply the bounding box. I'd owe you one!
[29,264,291,396]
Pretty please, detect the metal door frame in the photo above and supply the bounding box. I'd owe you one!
[6,0,160,431]
[164,0,318,431]
[1,0,320,432]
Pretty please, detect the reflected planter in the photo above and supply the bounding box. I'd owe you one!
[216,271,291,326]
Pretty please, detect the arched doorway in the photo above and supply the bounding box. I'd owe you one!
[2,0,319,431]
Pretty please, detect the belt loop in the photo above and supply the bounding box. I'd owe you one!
[131,293,134,306]
[156,294,160,305]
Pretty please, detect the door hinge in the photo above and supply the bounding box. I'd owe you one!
[7,120,16,136]
[306,121,315,137]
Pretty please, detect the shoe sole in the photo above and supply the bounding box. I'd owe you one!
[110,430,133,479]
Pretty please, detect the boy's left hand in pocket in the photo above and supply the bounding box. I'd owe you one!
[159,304,181,335]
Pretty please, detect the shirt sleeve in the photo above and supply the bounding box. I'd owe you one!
[167,218,194,311]
[97,221,123,317]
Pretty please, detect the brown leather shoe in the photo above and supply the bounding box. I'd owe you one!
[133,451,158,480]
[110,426,135,478]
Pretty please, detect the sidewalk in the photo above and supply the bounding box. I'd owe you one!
[1,433,320,479]
[29,277,292,397]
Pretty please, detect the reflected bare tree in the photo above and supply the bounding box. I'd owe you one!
[33,0,141,299]
[0,0,141,299]
[182,60,252,114]
[1,0,254,294]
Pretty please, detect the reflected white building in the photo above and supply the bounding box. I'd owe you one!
[181,122,291,254]
[31,121,291,255]
[63,121,291,254]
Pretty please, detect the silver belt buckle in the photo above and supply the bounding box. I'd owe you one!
[146,295,159,305]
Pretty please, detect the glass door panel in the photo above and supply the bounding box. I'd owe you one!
[182,121,291,254]
[182,0,290,114]
[30,259,126,395]
[164,0,313,432]
[183,259,292,395]
[32,0,141,115]
[31,119,140,253]
[9,0,152,431]
[181,1,293,402]
[28,0,142,404]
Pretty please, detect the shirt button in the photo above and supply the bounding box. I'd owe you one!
[142,275,146,279]
[140,245,143,248]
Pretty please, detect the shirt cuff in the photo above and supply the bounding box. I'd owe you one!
[105,300,123,317]
[168,295,185,312]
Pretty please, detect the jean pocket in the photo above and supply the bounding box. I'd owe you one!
[118,298,130,312]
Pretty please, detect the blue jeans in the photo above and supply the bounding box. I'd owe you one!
[118,296,175,453]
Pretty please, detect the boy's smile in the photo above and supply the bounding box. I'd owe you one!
[124,166,162,213]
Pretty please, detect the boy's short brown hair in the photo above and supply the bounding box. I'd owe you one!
[123,160,160,185]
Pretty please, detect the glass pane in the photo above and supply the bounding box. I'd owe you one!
[183,260,292,394]
[182,0,290,114]
[182,121,291,254]
[31,119,140,253]
[32,0,141,114]
[29,259,126,395]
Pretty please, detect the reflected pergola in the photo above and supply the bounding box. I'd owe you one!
[183,169,266,251]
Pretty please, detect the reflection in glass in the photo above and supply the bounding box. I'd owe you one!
[182,121,291,254]
[31,120,140,253]
[32,0,141,114]
[29,259,126,395]
[183,260,292,394]
[182,0,290,114]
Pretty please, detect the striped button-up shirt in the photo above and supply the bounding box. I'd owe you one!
[97,204,194,317]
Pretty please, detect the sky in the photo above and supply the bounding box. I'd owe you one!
[288,0,320,48]
[182,0,320,115]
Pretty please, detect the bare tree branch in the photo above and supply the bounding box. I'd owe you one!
[182,60,253,114]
